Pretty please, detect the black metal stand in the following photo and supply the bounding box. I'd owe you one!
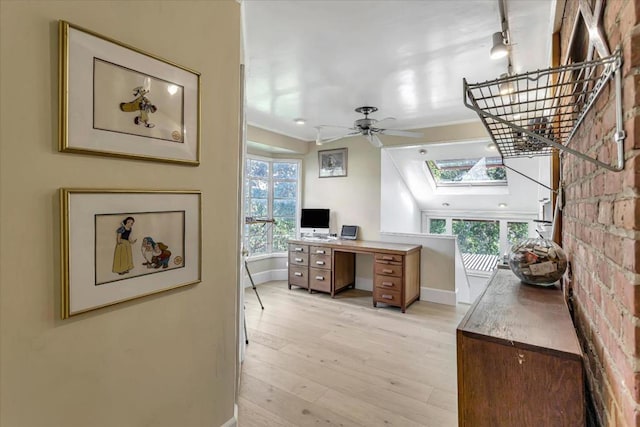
[243,307,249,344]
[245,259,264,310]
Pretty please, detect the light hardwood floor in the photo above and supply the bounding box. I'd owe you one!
[238,281,469,427]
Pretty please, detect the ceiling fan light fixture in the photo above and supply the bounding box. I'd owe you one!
[490,31,508,59]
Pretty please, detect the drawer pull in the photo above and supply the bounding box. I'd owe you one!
[382,268,393,274]
[315,250,325,254]
[315,276,324,280]
[381,294,393,300]
[315,261,325,265]
[294,247,304,252]
[294,272,302,277]
[295,258,303,262]
[381,255,394,260]
[381,282,393,287]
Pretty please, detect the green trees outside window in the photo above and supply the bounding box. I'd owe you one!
[244,158,299,255]
[507,221,529,248]
[429,218,446,234]
[453,219,500,255]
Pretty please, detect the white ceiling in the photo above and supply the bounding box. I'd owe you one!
[242,0,558,142]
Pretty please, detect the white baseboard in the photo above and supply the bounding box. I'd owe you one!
[420,287,457,306]
[220,404,238,427]
[243,269,287,287]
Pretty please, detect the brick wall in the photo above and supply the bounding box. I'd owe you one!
[559,1,640,426]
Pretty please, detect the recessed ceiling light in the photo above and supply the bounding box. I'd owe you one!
[486,143,497,151]
[442,202,450,207]
[293,118,306,125]
[419,149,427,155]
[498,203,508,208]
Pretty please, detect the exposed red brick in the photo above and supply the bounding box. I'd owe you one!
[604,233,625,270]
[621,74,640,115]
[597,261,610,287]
[604,293,622,334]
[613,269,640,316]
[598,200,614,224]
[614,198,640,230]
[622,238,640,273]
[605,170,624,195]
[628,24,640,70]
[620,318,639,360]
[623,154,640,188]
[625,115,640,150]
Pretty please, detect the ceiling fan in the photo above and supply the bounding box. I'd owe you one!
[315,106,423,148]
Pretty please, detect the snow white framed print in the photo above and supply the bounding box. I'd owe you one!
[59,189,201,318]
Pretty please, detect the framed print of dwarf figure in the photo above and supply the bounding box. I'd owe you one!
[60,189,201,318]
[58,21,201,165]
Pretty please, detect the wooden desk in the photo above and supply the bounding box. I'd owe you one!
[288,239,421,313]
[456,268,584,426]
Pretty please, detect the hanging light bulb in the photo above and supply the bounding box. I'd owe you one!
[490,31,508,59]
[498,73,515,95]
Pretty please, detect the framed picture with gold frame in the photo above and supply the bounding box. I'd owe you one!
[60,189,202,319]
[58,20,201,165]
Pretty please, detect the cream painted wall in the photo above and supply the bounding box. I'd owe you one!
[305,139,382,240]
[247,125,309,154]
[0,2,240,427]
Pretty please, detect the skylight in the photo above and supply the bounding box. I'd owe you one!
[426,157,507,187]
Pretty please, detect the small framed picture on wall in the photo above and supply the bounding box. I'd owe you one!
[318,148,347,178]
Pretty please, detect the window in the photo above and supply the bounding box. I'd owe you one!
[429,218,446,234]
[452,219,500,255]
[244,157,300,255]
[427,157,507,186]
[507,221,529,247]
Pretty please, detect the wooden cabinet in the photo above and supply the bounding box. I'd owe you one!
[309,245,332,293]
[288,243,309,290]
[373,250,420,313]
[456,268,584,426]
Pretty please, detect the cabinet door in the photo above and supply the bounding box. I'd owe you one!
[374,262,403,277]
[309,267,331,293]
[310,253,331,269]
[289,251,309,266]
[374,275,402,292]
[373,288,401,307]
[289,266,309,288]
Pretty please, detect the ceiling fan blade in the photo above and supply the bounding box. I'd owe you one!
[319,132,361,145]
[373,117,396,128]
[367,134,384,148]
[378,129,423,138]
[317,124,355,130]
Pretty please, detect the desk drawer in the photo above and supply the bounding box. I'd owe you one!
[309,267,332,293]
[288,243,309,254]
[311,246,331,256]
[375,253,403,263]
[310,253,331,269]
[289,252,309,266]
[374,275,402,292]
[289,266,309,288]
[374,262,403,277]
[374,288,401,306]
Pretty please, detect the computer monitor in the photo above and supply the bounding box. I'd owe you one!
[300,208,330,235]
[340,225,359,240]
